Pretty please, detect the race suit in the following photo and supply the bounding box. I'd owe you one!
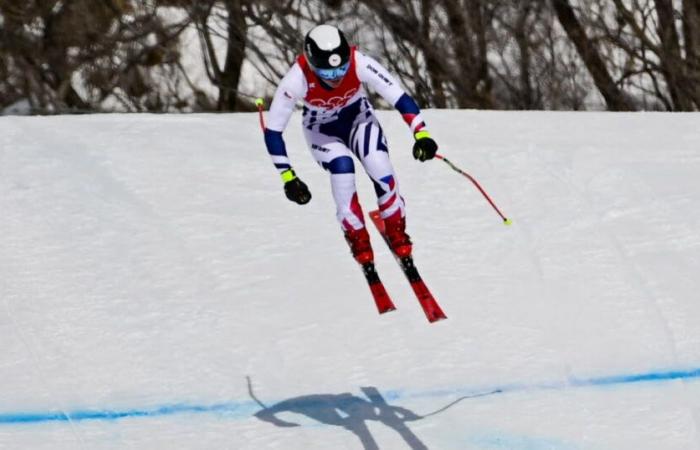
[264,47,429,231]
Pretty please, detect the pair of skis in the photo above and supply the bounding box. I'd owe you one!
[360,211,447,323]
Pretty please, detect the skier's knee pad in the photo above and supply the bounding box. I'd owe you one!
[323,156,355,174]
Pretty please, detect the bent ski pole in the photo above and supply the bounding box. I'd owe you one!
[435,154,512,225]
[255,97,266,132]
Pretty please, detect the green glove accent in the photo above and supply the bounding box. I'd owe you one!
[281,168,297,183]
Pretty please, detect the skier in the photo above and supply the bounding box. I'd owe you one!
[263,24,439,265]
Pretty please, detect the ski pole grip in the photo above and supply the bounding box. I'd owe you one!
[256,97,266,132]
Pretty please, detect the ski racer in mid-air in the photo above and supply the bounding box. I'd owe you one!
[263,24,439,266]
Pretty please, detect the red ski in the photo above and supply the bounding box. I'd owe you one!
[369,210,447,323]
[361,262,396,314]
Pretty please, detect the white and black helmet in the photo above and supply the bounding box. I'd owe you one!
[304,24,350,71]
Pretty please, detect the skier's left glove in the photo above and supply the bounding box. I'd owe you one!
[412,131,438,162]
[281,169,311,205]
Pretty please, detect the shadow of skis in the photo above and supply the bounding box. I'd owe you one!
[248,377,432,450]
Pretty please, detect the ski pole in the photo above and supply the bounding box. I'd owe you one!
[435,154,512,226]
[255,97,266,132]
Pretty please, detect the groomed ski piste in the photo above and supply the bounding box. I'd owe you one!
[1,110,700,449]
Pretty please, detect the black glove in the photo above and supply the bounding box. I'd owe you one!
[282,170,311,205]
[412,132,438,162]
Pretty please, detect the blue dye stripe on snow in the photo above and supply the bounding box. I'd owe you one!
[0,402,259,426]
[392,367,700,402]
[2,367,700,426]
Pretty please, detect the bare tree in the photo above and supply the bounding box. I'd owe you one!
[607,0,700,110]
[3,0,700,113]
[0,0,192,113]
[344,0,496,109]
[184,0,250,111]
[551,0,635,110]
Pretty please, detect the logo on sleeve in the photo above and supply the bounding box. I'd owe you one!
[366,64,392,85]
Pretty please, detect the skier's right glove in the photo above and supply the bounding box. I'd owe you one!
[412,131,438,162]
[281,169,311,205]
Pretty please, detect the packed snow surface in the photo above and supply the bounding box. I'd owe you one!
[1,111,700,449]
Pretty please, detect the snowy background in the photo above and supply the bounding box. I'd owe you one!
[1,111,700,449]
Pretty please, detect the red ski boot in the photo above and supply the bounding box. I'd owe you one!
[344,227,374,264]
[384,212,412,258]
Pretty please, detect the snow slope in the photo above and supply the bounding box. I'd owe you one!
[1,111,700,449]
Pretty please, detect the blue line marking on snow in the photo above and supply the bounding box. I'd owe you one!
[0,402,259,426]
[2,367,700,426]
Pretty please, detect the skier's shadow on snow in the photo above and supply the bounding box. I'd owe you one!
[248,377,497,450]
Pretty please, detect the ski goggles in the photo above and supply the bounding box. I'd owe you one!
[313,62,350,81]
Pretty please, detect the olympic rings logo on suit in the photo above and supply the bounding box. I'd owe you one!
[308,87,359,109]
